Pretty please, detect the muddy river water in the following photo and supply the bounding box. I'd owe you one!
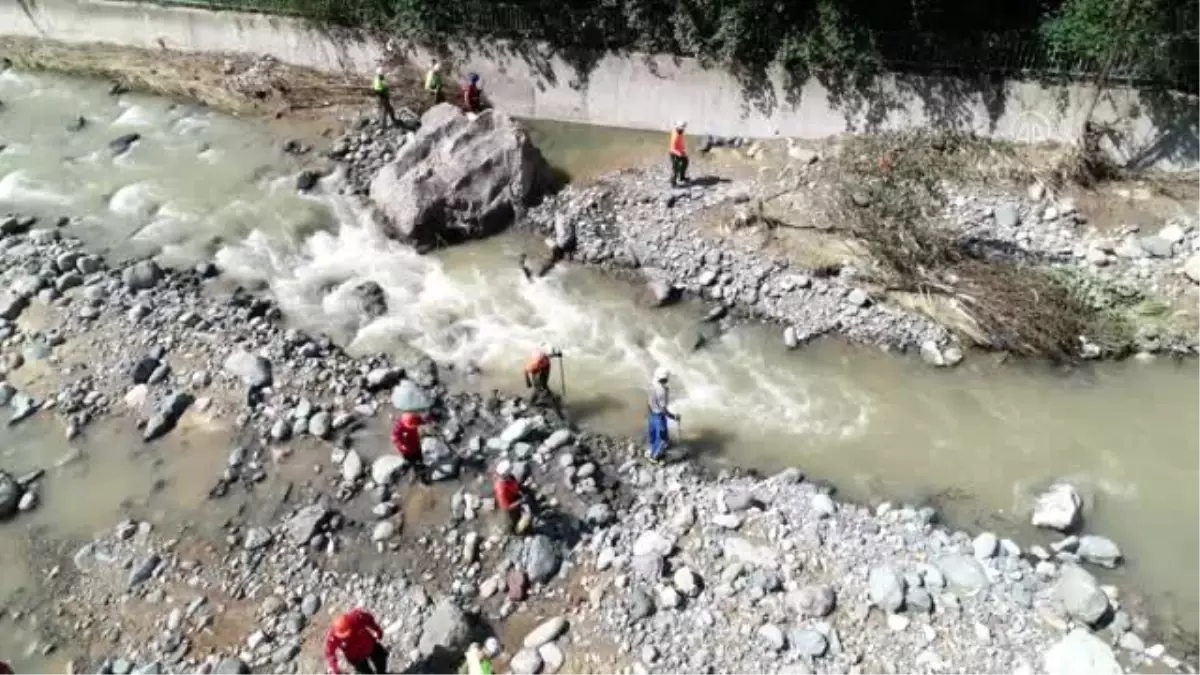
[1,70,1197,662]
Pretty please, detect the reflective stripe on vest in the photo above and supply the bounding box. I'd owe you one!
[373,75,386,93]
[670,130,686,157]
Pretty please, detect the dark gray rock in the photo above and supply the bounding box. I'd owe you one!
[143,392,193,441]
[791,629,828,657]
[1076,535,1122,568]
[296,169,321,192]
[0,292,29,321]
[214,658,251,674]
[0,470,21,520]
[122,260,162,291]
[127,553,161,588]
[1055,564,1110,626]
[109,133,141,155]
[523,534,561,583]
[131,357,160,384]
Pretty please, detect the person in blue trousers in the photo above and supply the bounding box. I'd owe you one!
[646,367,680,464]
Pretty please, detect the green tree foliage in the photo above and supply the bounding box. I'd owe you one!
[266,0,1196,92]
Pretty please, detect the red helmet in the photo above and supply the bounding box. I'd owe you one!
[400,412,422,428]
[332,614,353,638]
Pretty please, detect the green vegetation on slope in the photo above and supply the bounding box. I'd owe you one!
[170,0,1196,95]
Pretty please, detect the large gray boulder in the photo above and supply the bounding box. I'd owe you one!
[369,105,546,245]
[935,554,990,596]
[223,350,273,388]
[1076,535,1123,568]
[868,566,905,612]
[523,534,561,583]
[418,598,471,655]
[1054,564,1110,626]
[1043,628,1122,674]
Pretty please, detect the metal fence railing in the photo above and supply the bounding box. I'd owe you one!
[112,0,1199,91]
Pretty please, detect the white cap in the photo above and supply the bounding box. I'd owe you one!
[654,367,670,382]
[495,459,512,477]
[674,120,687,130]
[376,66,384,75]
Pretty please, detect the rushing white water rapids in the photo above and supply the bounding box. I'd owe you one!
[1,69,1198,648]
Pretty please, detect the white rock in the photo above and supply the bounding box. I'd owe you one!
[811,493,837,517]
[972,532,998,559]
[371,521,396,542]
[523,616,567,649]
[371,455,407,485]
[1159,223,1185,243]
[632,531,674,558]
[341,450,364,483]
[656,585,680,610]
[673,568,699,597]
[712,513,742,529]
[537,643,564,673]
[887,614,910,632]
[1184,253,1200,283]
[1031,482,1082,531]
[1043,628,1122,674]
[722,537,779,569]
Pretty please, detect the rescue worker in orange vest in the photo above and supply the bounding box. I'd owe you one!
[491,459,531,534]
[391,412,430,485]
[669,120,689,187]
[325,608,388,674]
[524,343,563,413]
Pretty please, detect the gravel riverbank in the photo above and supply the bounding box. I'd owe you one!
[0,217,1194,674]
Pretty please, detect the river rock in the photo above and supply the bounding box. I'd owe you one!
[537,643,564,674]
[127,553,161,588]
[758,623,787,651]
[509,649,543,675]
[309,411,332,438]
[0,471,21,520]
[223,350,272,388]
[935,554,989,596]
[391,380,430,412]
[919,340,946,366]
[868,566,905,612]
[1139,235,1174,258]
[643,277,682,307]
[213,658,250,672]
[286,504,329,544]
[419,598,471,655]
[972,532,998,559]
[788,584,836,618]
[369,104,548,244]
[109,132,141,155]
[792,629,828,657]
[143,391,193,441]
[371,455,407,485]
[523,534,561,583]
[1043,628,1122,674]
[633,530,674,558]
[243,527,272,551]
[372,521,396,542]
[722,536,779,568]
[811,493,837,517]
[1076,535,1122,568]
[122,260,162,291]
[1055,564,1110,626]
[0,384,14,408]
[1032,482,1082,531]
[523,616,567,649]
[353,281,389,319]
[0,292,29,321]
[994,203,1020,228]
[296,169,321,192]
[1184,253,1200,283]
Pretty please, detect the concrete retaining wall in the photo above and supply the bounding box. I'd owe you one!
[3,0,1197,170]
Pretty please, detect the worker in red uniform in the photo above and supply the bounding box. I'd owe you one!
[669,120,689,187]
[524,343,563,414]
[391,412,429,485]
[462,73,482,113]
[491,459,530,534]
[325,608,388,674]
[0,660,12,674]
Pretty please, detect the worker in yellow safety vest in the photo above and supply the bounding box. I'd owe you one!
[669,120,689,187]
[424,61,444,107]
[371,67,399,128]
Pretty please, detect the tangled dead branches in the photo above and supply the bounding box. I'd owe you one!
[833,130,1131,360]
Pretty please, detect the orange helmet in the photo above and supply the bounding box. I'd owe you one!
[332,614,353,638]
[400,412,422,428]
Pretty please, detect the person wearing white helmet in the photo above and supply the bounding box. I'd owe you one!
[524,342,564,413]
[646,366,680,464]
[669,120,690,187]
[371,66,399,129]
[491,459,530,534]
